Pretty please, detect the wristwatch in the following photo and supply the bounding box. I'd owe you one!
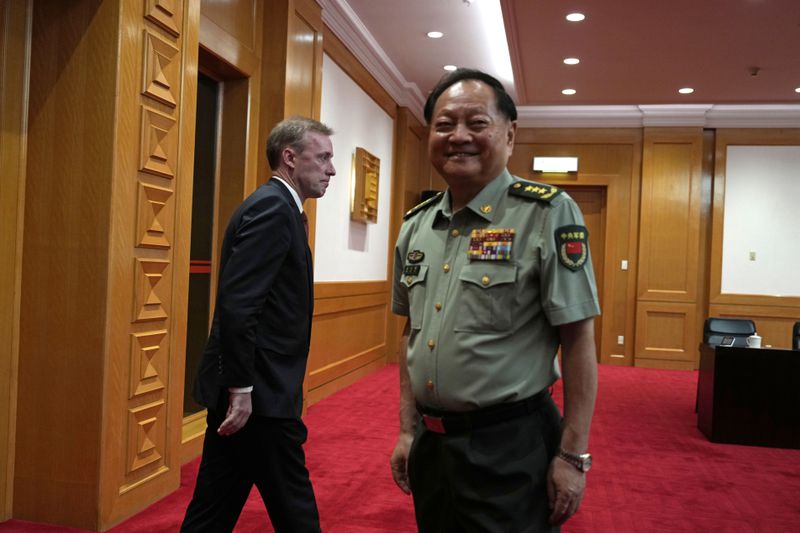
[556,447,592,473]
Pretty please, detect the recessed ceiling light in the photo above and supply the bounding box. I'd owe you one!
[427,31,444,39]
[795,87,800,93]
[566,13,586,22]
[563,57,580,65]
[678,87,694,94]
[562,88,577,95]
[443,65,457,71]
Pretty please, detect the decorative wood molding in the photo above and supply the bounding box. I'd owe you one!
[136,182,172,249]
[142,30,180,107]
[320,0,425,121]
[145,0,182,37]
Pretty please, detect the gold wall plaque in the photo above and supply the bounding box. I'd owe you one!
[351,147,380,224]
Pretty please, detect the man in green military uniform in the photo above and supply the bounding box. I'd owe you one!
[390,68,600,532]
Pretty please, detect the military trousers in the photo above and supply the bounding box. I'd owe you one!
[408,395,562,533]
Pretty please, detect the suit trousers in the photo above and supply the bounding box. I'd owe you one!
[408,395,563,533]
[181,409,321,533]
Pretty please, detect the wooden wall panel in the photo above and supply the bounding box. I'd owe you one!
[0,0,31,520]
[384,109,425,363]
[635,302,698,369]
[14,0,121,527]
[100,0,200,527]
[306,282,389,405]
[635,128,704,368]
[258,0,324,247]
[509,129,642,366]
[638,130,703,301]
[12,0,200,529]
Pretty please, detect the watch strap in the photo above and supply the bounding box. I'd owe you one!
[556,447,591,472]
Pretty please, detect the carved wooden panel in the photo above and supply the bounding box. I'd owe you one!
[136,182,172,249]
[129,330,168,398]
[145,0,182,37]
[635,301,697,365]
[142,30,179,107]
[133,258,169,322]
[139,106,177,179]
[126,399,165,473]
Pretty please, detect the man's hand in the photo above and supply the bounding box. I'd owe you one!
[217,391,252,436]
[547,456,586,526]
[390,432,414,494]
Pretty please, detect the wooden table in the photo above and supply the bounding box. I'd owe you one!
[697,344,800,449]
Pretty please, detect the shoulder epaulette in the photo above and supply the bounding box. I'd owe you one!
[508,181,562,203]
[404,191,444,220]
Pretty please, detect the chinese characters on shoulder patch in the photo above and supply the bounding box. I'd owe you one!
[555,225,589,271]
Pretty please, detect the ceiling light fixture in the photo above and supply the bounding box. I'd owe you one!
[795,87,800,93]
[443,65,457,71]
[678,87,694,94]
[427,31,443,39]
[566,13,586,22]
[562,88,576,95]
[563,57,580,65]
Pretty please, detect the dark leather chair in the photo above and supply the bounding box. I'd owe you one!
[696,317,757,412]
[793,321,800,350]
[703,317,756,348]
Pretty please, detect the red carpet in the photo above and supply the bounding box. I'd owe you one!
[2,364,799,532]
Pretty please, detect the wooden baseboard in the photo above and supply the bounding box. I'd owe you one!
[306,357,386,407]
[634,358,695,371]
[180,411,207,465]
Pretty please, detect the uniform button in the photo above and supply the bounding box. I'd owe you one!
[426,380,434,390]
[443,263,450,273]
[434,303,442,311]
[405,276,413,284]
[427,339,435,349]
[450,229,460,238]
[481,275,490,286]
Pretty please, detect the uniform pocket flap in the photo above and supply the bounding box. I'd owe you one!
[459,263,517,288]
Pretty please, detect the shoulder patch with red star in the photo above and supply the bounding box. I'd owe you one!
[555,225,589,271]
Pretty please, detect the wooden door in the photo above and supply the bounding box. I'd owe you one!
[564,186,607,360]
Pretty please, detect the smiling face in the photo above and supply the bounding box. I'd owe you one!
[428,80,516,190]
[291,131,335,201]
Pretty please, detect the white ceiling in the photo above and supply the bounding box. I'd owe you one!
[322,0,800,127]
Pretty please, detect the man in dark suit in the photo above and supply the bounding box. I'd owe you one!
[181,117,335,533]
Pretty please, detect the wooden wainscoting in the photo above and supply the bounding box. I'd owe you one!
[635,301,699,369]
[306,281,389,406]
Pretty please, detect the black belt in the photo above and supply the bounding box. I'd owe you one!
[417,390,550,435]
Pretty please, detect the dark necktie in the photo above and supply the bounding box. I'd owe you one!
[301,211,309,239]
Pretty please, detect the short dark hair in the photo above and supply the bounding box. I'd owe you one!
[267,116,334,170]
[423,68,517,124]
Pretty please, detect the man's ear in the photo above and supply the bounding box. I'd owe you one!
[282,147,296,169]
[506,120,517,149]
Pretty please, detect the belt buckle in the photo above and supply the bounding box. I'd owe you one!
[422,414,445,434]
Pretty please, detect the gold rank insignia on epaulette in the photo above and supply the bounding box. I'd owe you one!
[404,191,444,220]
[508,181,562,203]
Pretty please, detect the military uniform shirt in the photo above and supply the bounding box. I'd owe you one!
[392,169,600,412]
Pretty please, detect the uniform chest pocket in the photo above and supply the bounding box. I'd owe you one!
[403,264,428,330]
[455,263,517,333]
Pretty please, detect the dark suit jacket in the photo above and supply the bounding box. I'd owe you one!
[194,179,314,419]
